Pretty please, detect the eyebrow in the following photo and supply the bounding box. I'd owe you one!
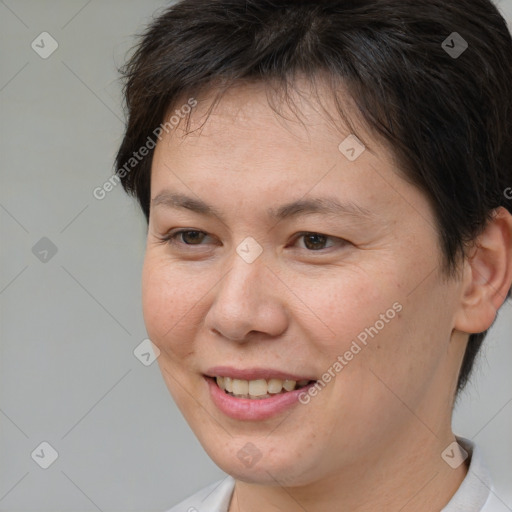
[151,190,376,222]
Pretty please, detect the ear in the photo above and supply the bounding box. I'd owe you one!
[454,207,512,334]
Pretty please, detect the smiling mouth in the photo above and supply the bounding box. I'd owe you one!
[212,376,316,400]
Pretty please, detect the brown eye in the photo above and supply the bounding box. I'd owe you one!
[301,233,328,251]
[294,232,347,251]
[178,230,207,244]
[162,229,211,246]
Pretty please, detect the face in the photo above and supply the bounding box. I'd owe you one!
[142,81,466,486]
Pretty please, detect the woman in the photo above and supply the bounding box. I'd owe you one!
[115,0,512,510]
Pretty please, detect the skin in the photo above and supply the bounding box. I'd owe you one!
[142,80,512,511]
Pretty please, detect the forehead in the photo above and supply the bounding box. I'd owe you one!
[149,80,421,226]
[167,78,371,152]
[153,80,392,179]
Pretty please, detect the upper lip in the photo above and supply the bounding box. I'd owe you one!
[204,366,317,381]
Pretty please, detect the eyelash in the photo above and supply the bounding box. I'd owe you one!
[158,229,347,252]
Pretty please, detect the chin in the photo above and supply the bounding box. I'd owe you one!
[200,437,321,487]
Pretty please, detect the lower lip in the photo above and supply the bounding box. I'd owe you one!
[205,376,316,421]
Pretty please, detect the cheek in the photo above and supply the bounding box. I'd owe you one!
[307,257,446,391]
[339,274,459,426]
[301,263,400,353]
[141,253,203,359]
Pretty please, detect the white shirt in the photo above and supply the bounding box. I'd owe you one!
[165,437,508,511]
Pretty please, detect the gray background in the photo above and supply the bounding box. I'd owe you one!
[1,1,511,510]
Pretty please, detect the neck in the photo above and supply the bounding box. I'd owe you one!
[228,427,469,512]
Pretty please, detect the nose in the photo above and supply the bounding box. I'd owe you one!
[204,252,288,343]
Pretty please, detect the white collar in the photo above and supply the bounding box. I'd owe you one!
[441,436,496,511]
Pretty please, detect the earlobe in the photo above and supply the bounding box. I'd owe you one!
[454,207,512,334]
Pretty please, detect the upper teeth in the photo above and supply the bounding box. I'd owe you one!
[216,376,311,398]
